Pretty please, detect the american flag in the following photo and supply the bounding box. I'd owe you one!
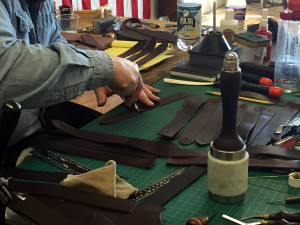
[55,0,151,19]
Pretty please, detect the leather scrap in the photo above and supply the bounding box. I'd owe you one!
[99,92,191,125]
[127,39,156,62]
[157,95,207,139]
[118,40,148,58]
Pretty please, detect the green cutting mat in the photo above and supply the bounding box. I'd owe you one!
[19,75,300,225]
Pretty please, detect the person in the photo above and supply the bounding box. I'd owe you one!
[0,0,160,150]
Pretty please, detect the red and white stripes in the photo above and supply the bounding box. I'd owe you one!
[55,0,151,19]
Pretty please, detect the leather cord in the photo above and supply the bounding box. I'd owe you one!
[157,95,207,139]
[248,102,300,146]
[246,106,276,145]
[99,92,191,125]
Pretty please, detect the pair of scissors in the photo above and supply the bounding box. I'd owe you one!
[222,214,300,225]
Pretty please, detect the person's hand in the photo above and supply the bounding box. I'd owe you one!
[107,55,142,106]
[94,84,160,107]
[94,55,160,107]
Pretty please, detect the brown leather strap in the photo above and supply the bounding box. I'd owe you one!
[135,43,168,67]
[157,95,207,139]
[247,145,300,160]
[249,102,300,146]
[246,106,276,145]
[139,165,206,206]
[118,40,148,58]
[195,99,222,145]
[99,92,191,124]
[180,98,220,145]
[127,39,156,62]
[0,167,67,183]
[34,196,165,225]
[31,134,156,169]
[237,105,263,142]
[167,155,300,170]
[8,194,81,225]
[8,180,136,213]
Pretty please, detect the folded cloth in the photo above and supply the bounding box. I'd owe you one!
[62,160,137,199]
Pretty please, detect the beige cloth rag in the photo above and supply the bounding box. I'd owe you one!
[62,160,137,199]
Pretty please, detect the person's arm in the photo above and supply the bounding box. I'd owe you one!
[0,2,114,109]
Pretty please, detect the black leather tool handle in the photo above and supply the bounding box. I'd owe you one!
[0,101,21,162]
[213,54,244,151]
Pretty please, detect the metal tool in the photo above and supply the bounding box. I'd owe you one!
[223,214,300,225]
[240,211,300,222]
[207,52,248,204]
[268,196,300,204]
[185,213,216,225]
[128,167,188,201]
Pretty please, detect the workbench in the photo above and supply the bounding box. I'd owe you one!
[19,74,300,225]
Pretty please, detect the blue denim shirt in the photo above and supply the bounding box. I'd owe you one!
[0,0,115,146]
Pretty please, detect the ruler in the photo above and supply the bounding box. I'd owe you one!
[32,147,188,201]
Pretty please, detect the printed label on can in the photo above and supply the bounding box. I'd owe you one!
[226,7,246,21]
[177,3,202,40]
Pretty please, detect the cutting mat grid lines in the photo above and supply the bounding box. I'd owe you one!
[18,76,300,225]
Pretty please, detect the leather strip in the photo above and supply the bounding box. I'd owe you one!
[139,165,206,206]
[249,102,300,146]
[127,39,156,62]
[118,40,148,58]
[8,194,81,225]
[34,196,165,225]
[99,92,191,125]
[157,95,207,139]
[167,156,300,170]
[135,43,168,67]
[0,167,67,183]
[31,134,156,169]
[195,100,222,145]
[247,145,300,160]
[52,120,211,158]
[180,98,221,145]
[246,106,276,145]
[8,180,136,213]
[237,105,263,142]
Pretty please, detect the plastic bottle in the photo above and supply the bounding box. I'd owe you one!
[274,1,300,93]
[177,0,202,51]
[219,8,238,43]
[255,9,272,62]
[226,0,247,33]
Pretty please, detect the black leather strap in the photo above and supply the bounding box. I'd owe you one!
[237,105,263,142]
[180,98,220,145]
[99,92,191,125]
[246,106,276,145]
[249,102,300,146]
[139,165,206,206]
[157,95,207,139]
